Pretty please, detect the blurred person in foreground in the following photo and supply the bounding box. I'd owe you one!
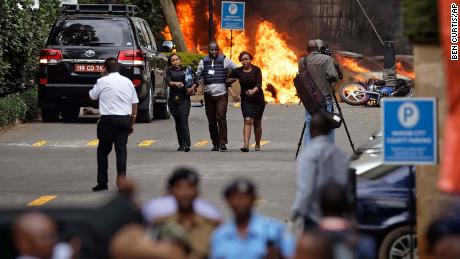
[13,211,79,259]
[316,182,374,259]
[290,112,349,230]
[294,232,333,259]
[426,205,460,259]
[150,168,221,259]
[89,57,139,191]
[211,178,295,259]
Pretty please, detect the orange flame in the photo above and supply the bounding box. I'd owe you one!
[396,61,415,80]
[176,0,197,51]
[253,21,299,104]
[162,26,172,40]
[335,56,370,73]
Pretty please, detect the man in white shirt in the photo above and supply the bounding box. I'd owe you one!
[89,57,139,191]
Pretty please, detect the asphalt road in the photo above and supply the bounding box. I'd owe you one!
[0,103,380,220]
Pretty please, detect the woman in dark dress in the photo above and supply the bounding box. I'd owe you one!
[229,51,265,152]
[166,54,198,152]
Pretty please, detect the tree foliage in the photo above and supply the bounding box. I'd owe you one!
[0,0,61,96]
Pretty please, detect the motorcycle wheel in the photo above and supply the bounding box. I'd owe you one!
[339,82,369,106]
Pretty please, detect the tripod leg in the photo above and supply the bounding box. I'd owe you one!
[295,122,306,159]
[331,91,356,153]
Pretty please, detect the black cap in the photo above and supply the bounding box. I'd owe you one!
[167,168,199,188]
[223,177,257,198]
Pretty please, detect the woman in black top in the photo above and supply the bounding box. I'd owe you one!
[166,54,198,152]
[229,51,266,152]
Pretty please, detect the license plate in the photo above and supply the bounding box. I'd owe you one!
[74,64,104,73]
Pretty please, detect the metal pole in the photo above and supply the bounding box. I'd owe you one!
[209,0,214,42]
[230,30,233,59]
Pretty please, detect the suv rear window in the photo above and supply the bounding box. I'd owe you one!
[49,18,133,47]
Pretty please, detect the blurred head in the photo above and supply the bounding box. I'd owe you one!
[310,112,332,138]
[320,182,348,217]
[208,41,220,59]
[294,232,333,259]
[238,51,253,69]
[307,39,319,53]
[427,217,460,255]
[223,178,257,221]
[168,54,181,68]
[104,57,119,73]
[167,168,200,213]
[13,211,58,259]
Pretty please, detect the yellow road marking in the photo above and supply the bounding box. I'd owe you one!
[194,140,209,147]
[86,139,99,147]
[32,140,47,147]
[250,140,270,148]
[27,195,57,206]
[138,139,156,147]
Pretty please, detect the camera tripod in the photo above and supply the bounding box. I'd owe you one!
[295,87,356,159]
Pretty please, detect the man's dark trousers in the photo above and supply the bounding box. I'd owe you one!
[97,115,131,186]
[204,92,228,146]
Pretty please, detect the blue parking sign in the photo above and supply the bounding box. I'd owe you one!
[221,1,245,30]
[382,98,437,164]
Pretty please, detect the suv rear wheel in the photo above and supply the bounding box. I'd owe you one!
[137,88,153,123]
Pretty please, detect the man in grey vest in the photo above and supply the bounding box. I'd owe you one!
[197,42,238,151]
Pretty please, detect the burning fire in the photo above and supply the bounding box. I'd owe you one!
[253,21,299,104]
[334,56,370,73]
[162,26,172,40]
[175,0,197,51]
[396,61,415,80]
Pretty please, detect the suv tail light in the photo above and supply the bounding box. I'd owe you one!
[117,50,145,66]
[39,49,63,64]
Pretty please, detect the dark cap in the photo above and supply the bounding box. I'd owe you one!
[167,168,199,188]
[223,177,257,198]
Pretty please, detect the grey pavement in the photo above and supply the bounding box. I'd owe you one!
[0,103,380,220]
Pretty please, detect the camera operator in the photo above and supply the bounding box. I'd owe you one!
[298,39,339,145]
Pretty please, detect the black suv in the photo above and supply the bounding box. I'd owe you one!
[38,4,170,122]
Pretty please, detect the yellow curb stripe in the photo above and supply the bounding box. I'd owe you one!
[32,140,47,147]
[28,195,57,206]
[86,139,99,147]
[250,140,270,148]
[138,139,155,147]
[194,140,209,147]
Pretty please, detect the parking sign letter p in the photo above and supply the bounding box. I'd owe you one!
[404,107,413,122]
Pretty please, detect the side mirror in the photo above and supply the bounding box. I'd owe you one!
[162,40,174,52]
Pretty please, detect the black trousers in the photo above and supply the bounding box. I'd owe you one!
[97,115,131,185]
[204,93,228,146]
[169,98,191,147]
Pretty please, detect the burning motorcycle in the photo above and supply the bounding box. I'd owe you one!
[338,78,413,107]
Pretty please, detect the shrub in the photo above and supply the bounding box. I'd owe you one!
[173,52,205,71]
[0,87,38,128]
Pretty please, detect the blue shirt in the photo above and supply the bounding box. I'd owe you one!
[210,213,295,259]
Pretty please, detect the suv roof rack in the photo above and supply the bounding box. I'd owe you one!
[60,4,138,16]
